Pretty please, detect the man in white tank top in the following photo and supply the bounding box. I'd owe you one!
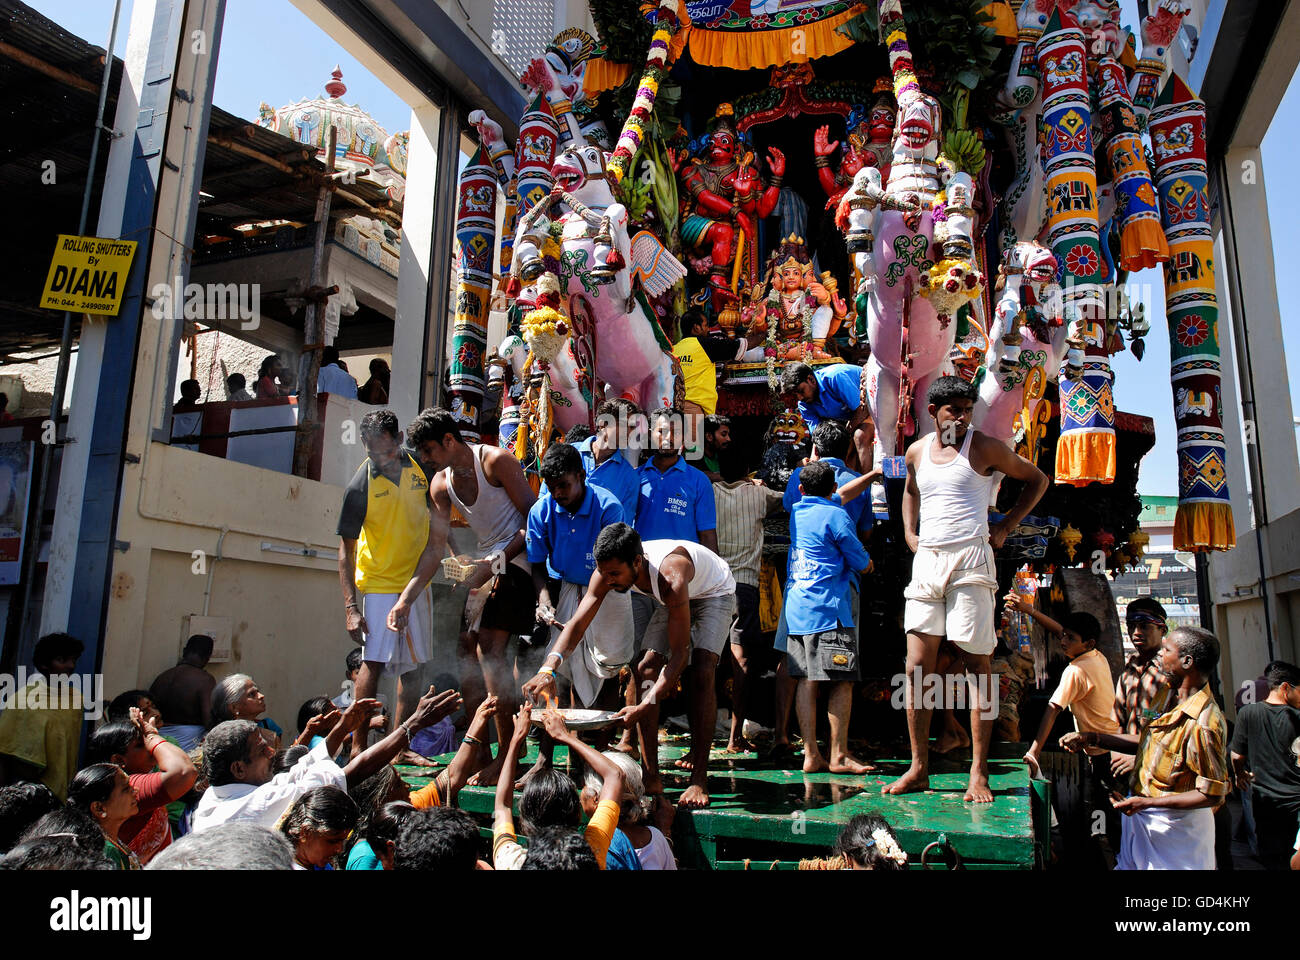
[887,376,1047,803]
[387,407,538,786]
[523,523,736,810]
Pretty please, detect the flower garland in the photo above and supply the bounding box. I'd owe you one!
[763,290,816,390]
[608,0,683,185]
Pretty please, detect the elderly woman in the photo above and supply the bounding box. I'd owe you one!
[210,674,283,749]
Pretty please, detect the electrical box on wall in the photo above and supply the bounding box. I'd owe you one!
[183,615,232,662]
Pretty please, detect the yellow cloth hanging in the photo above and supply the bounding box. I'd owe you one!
[1054,431,1117,487]
[685,7,861,71]
[979,2,1018,42]
[758,557,783,632]
[1118,218,1170,272]
[1174,501,1236,552]
[583,58,633,96]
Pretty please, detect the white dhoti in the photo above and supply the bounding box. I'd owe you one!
[553,581,634,707]
[1117,804,1215,870]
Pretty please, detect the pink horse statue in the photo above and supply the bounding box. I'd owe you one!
[511,144,679,431]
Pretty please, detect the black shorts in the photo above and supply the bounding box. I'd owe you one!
[728,583,765,649]
[479,564,538,636]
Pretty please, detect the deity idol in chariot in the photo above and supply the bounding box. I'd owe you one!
[737,235,848,363]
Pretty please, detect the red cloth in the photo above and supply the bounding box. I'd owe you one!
[120,772,173,864]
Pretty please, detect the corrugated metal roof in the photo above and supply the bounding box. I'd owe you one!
[0,0,403,359]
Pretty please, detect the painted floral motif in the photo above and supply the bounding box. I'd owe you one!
[1176,313,1210,347]
[1064,244,1099,276]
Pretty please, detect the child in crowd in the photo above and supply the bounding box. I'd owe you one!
[493,704,624,870]
[334,648,363,711]
[834,813,909,870]
[583,750,676,869]
[783,460,875,774]
[67,763,141,869]
[279,785,359,870]
[346,801,415,870]
[1006,601,1119,779]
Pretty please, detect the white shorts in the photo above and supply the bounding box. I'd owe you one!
[362,590,433,673]
[904,539,997,655]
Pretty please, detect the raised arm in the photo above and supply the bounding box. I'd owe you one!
[132,707,197,800]
[342,687,462,788]
[494,704,533,832]
[1004,593,1064,637]
[441,695,499,803]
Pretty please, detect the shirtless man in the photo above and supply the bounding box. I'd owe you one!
[149,634,217,751]
[887,376,1047,803]
[523,523,734,809]
[389,407,536,786]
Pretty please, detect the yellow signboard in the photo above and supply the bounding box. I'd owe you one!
[40,235,139,316]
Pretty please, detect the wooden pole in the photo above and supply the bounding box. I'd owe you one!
[291,123,337,478]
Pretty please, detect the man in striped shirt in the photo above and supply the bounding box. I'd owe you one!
[713,462,784,752]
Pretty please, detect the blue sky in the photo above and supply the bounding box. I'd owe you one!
[31,0,1300,496]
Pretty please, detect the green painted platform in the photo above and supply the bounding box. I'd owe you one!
[397,738,1047,870]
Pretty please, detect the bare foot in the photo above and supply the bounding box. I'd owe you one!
[678,782,710,809]
[932,727,971,755]
[466,754,505,787]
[829,755,877,774]
[964,767,994,803]
[883,765,930,795]
[672,756,694,771]
[398,749,438,767]
[643,770,665,796]
[514,755,551,789]
[612,740,640,760]
[725,739,754,755]
[803,753,830,774]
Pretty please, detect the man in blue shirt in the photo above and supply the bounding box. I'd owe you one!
[577,398,642,522]
[784,461,875,775]
[634,408,718,553]
[526,443,633,709]
[778,361,874,471]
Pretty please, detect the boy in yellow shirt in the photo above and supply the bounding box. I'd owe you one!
[1005,600,1119,778]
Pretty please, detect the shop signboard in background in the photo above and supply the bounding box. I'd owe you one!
[40,234,138,317]
[0,439,34,585]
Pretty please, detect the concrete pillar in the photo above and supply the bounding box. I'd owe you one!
[390,102,442,429]
[42,0,228,665]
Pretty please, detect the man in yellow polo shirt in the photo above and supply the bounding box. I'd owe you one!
[674,308,764,458]
[338,410,434,764]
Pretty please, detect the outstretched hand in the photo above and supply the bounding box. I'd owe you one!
[411,686,463,730]
[341,697,382,734]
